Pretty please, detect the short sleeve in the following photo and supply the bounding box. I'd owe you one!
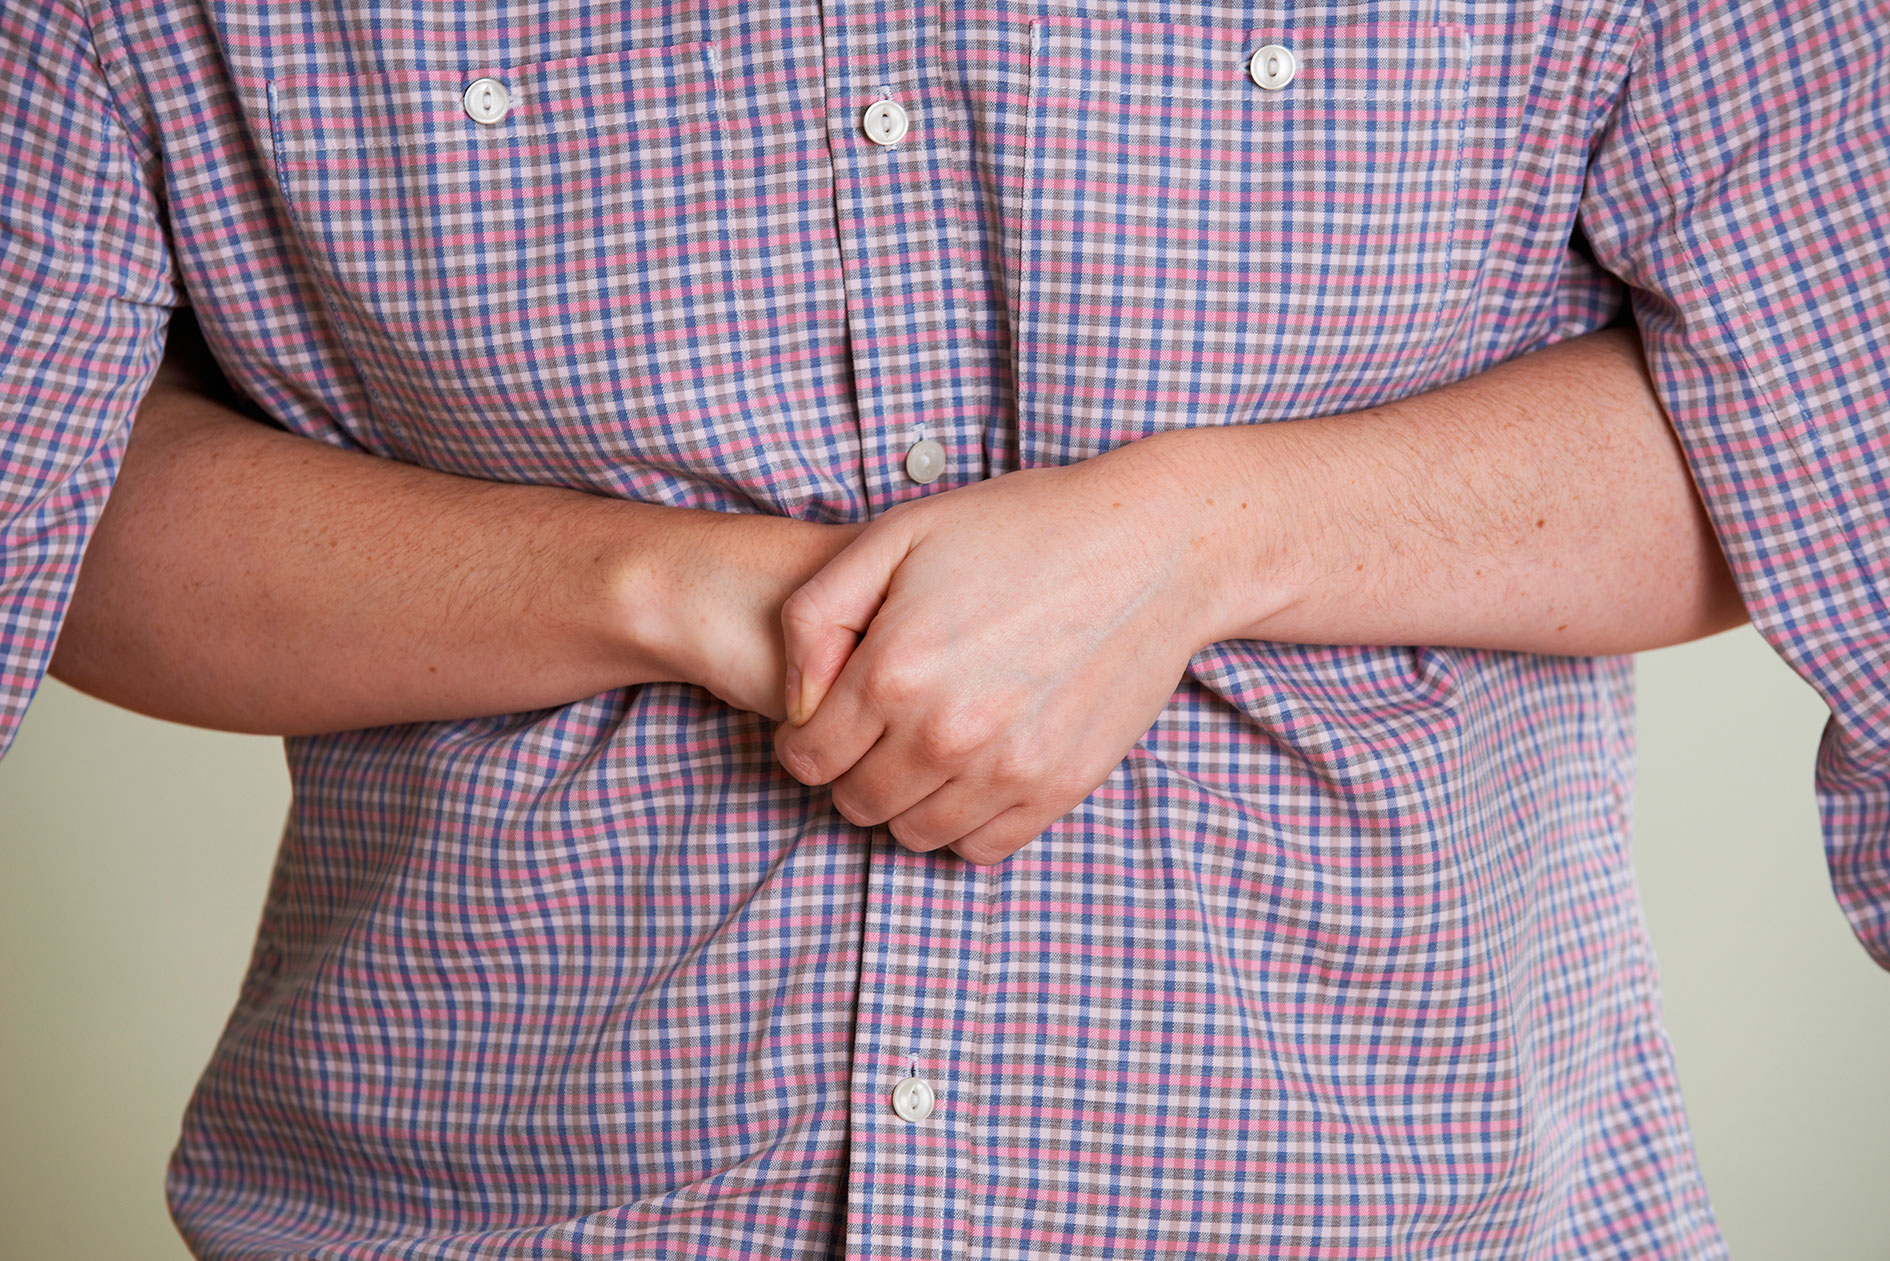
[1577,0,1890,963]
[0,2,175,755]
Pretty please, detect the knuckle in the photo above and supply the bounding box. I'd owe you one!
[863,660,925,708]
[954,834,1019,867]
[917,710,989,765]
[830,786,886,828]
[779,587,824,635]
[1013,754,1057,790]
[776,741,826,786]
[992,735,1051,786]
[887,816,945,853]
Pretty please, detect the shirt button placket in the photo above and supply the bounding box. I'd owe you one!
[827,80,972,511]
[820,5,987,1258]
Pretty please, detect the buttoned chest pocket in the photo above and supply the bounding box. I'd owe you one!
[1014,18,1470,464]
[267,42,771,504]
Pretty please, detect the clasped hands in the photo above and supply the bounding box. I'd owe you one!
[737,438,1241,867]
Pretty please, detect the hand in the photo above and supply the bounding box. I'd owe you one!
[639,512,864,721]
[772,442,1229,864]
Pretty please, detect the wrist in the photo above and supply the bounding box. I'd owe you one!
[589,507,864,715]
[1115,425,1311,648]
[579,501,710,689]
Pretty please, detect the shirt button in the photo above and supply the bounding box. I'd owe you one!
[891,1076,936,1123]
[861,98,910,147]
[903,437,946,484]
[1249,45,1296,91]
[463,77,511,125]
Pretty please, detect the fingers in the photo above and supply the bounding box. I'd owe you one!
[773,664,885,787]
[946,802,1060,867]
[770,478,1159,867]
[878,772,1070,867]
[825,737,954,831]
[882,777,1019,853]
[780,516,914,724]
[774,638,979,795]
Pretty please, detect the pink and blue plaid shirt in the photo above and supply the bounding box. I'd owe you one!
[4,0,1888,1254]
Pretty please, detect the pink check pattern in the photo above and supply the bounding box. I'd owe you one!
[4,0,1888,1256]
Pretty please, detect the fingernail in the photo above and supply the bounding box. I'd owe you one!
[785,666,805,724]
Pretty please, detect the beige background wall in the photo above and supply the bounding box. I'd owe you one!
[2,626,1886,1258]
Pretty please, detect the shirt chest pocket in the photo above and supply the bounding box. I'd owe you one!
[267,42,777,505]
[1014,17,1470,463]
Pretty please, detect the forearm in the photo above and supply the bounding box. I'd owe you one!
[769,329,1748,862]
[51,358,838,734]
[1141,327,1747,655]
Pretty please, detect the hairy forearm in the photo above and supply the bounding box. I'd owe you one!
[56,322,1738,738]
[50,356,845,734]
[52,360,665,732]
[1145,327,1747,655]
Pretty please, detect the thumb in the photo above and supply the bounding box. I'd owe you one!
[781,520,912,724]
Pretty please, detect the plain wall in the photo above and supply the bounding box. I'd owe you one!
[2,625,1886,1258]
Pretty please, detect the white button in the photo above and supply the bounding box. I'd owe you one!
[463,77,511,125]
[891,1076,936,1123]
[1249,45,1296,91]
[862,99,910,147]
[903,437,946,484]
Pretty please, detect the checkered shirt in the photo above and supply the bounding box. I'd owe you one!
[3,0,1887,1255]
